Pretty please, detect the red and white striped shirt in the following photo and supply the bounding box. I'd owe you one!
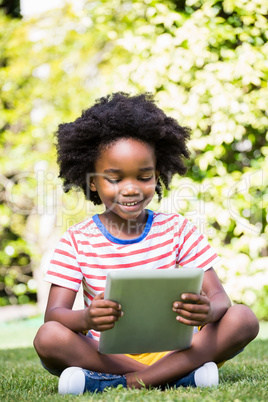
[45,210,220,340]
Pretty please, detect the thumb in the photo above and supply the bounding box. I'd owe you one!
[94,292,104,300]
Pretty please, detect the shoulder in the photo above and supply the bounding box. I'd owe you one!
[152,211,188,226]
[60,216,98,246]
[67,216,96,235]
[150,211,198,241]
[148,211,189,237]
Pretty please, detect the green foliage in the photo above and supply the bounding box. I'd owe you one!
[0,0,21,19]
[0,0,267,314]
[252,285,268,321]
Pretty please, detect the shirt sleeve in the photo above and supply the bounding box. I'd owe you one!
[45,230,83,292]
[176,217,220,271]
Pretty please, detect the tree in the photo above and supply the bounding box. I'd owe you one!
[0,0,21,18]
[0,0,267,317]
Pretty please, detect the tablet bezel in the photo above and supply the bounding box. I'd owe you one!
[98,268,204,354]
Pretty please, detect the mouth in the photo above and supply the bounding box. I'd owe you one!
[119,201,138,207]
[118,201,140,206]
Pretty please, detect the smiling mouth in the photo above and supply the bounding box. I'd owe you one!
[118,201,141,206]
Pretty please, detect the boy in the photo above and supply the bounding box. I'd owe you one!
[34,92,259,394]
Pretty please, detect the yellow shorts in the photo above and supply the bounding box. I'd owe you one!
[124,326,202,366]
[124,327,230,368]
[124,351,170,366]
[125,350,226,368]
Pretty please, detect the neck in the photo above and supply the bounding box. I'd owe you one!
[99,210,148,240]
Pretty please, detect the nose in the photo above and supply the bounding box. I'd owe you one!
[121,182,141,196]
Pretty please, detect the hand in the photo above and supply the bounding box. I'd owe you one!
[172,291,212,327]
[86,292,123,332]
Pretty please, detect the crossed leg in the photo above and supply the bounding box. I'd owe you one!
[34,322,147,375]
[125,304,259,387]
[34,304,259,388]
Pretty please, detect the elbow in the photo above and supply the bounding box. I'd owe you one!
[44,313,50,323]
[223,295,232,313]
[44,308,55,323]
[227,295,232,309]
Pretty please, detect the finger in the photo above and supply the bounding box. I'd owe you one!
[92,298,122,311]
[175,315,201,326]
[97,323,117,331]
[180,293,208,304]
[173,301,209,314]
[91,307,123,318]
[94,292,104,301]
[95,314,120,323]
[174,305,208,324]
[180,293,201,302]
[176,309,208,321]
[92,314,122,327]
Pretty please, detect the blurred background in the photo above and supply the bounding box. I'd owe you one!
[0,0,267,344]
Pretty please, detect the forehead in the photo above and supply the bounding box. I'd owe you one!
[96,138,156,170]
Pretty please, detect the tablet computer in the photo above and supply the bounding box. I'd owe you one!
[98,268,204,354]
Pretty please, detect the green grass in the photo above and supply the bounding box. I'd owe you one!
[0,318,267,401]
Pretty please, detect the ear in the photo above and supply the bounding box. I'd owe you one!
[89,176,97,192]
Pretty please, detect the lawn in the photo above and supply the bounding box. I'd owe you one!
[0,317,267,401]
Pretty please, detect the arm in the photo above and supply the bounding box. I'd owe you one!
[45,284,123,333]
[201,267,231,323]
[172,267,231,327]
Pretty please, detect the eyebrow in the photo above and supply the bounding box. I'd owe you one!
[103,167,155,174]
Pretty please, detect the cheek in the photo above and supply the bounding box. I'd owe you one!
[99,182,119,198]
[143,181,157,196]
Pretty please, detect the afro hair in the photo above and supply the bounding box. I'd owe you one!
[56,92,190,205]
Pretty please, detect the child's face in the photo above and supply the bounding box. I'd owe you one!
[90,138,159,222]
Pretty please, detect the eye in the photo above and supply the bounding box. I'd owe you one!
[139,176,153,182]
[105,177,121,184]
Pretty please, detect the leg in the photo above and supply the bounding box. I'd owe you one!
[125,304,259,388]
[33,321,147,375]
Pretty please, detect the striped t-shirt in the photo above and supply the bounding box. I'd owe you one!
[45,210,220,340]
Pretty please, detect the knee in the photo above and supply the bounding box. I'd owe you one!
[33,321,66,358]
[227,304,259,344]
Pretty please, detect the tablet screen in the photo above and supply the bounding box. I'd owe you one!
[99,268,204,354]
